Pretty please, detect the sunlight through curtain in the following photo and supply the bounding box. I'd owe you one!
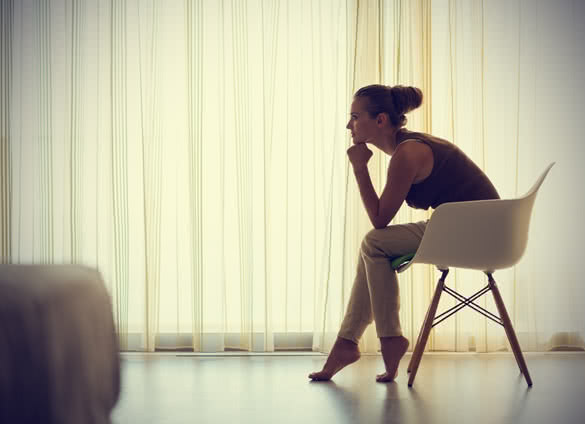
[1,0,584,353]
[3,0,357,352]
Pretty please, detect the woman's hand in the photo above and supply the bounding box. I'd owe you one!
[347,143,373,170]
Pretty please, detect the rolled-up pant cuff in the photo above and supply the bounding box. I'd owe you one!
[337,330,360,345]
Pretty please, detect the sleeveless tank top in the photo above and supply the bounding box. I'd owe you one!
[396,129,500,210]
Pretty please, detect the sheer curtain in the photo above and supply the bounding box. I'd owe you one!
[1,0,584,353]
[2,0,357,352]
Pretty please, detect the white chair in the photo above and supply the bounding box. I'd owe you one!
[391,162,555,387]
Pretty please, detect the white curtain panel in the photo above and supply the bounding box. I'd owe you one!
[1,0,584,353]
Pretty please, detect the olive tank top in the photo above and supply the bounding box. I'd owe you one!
[396,129,500,210]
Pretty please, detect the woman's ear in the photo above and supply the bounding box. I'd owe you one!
[376,112,389,126]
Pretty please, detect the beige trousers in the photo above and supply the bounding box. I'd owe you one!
[338,220,427,343]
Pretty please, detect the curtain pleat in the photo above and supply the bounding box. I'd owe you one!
[137,0,163,352]
[110,0,130,350]
[0,0,13,264]
[185,0,204,352]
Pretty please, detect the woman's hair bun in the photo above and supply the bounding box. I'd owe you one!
[354,84,423,127]
[390,85,423,116]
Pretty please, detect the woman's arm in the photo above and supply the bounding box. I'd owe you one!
[348,143,420,229]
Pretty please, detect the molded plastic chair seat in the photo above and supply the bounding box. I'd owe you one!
[392,162,555,387]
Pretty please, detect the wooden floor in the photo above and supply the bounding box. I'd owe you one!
[112,352,585,424]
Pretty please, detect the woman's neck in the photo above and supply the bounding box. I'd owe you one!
[376,128,407,156]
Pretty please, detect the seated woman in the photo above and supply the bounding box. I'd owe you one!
[309,84,499,382]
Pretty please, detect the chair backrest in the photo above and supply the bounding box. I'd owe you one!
[410,162,555,272]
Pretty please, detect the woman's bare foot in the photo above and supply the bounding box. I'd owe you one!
[309,337,361,381]
[376,335,409,382]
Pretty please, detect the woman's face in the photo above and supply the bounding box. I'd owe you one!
[346,97,378,144]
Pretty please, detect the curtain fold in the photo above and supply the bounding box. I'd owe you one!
[2,0,584,353]
[0,0,12,264]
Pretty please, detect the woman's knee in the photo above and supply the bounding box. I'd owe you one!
[360,228,387,257]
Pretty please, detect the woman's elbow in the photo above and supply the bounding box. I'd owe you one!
[372,214,394,229]
[372,219,389,230]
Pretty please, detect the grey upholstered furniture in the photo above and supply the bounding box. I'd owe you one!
[0,265,120,424]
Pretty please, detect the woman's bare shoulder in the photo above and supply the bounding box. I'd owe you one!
[394,139,434,183]
[395,138,433,158]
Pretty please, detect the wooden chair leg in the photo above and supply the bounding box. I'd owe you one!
[407,331,423,373]
[484,275,523,376]
[488,274,533,387]
[408,271,447,387]
[501,314,525,377]
[408,299,432,373]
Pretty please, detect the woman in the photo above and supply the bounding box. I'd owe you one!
[309,84,499,382]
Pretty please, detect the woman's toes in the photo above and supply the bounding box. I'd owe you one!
[376,372,389,382]
[375,370,398,382]
[309,370,331,381]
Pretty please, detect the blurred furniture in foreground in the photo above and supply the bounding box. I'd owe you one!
[0,265,120,424]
